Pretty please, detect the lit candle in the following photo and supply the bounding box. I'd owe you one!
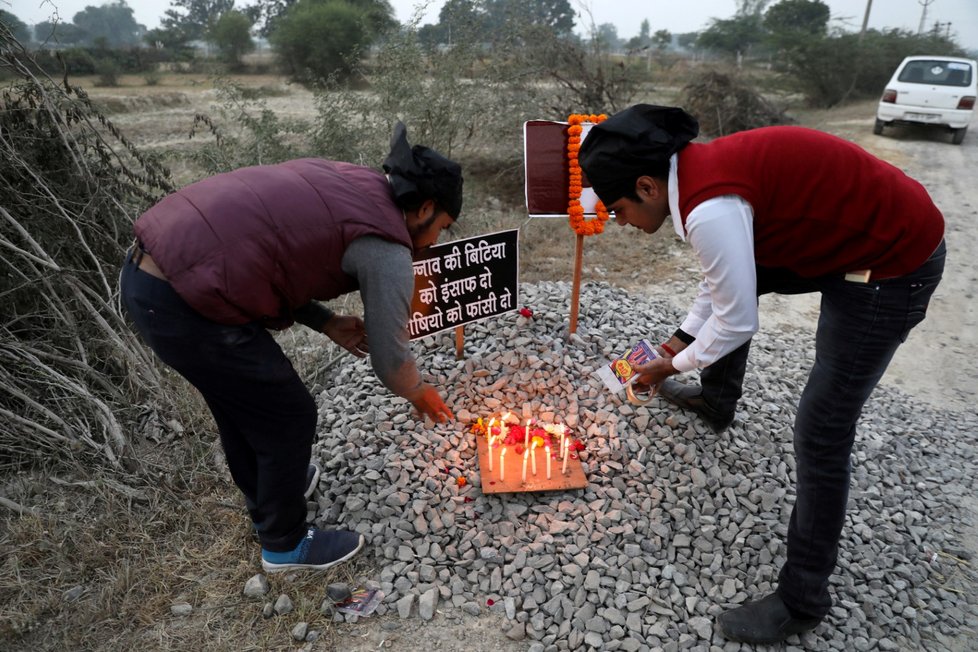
[488,435,494,472]
[524,418,532,448]
[531,441,538,476]
[488,418,495,438]
[521,448,529,484]
[562,437,570,475]
[557,425,565,458]
[499,447,506,481]
[545,445,551,479]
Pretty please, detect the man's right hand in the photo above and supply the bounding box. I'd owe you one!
[406,383,454,423]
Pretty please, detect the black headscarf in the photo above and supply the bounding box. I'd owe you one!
[578,104,699,205]
[383,122,464,219]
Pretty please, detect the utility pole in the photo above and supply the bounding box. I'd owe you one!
[859,0,873,42]
[917,0,936,35]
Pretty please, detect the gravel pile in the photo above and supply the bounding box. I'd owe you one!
[310,281,978,651]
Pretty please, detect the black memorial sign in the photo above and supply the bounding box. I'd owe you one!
[409,230,519,340]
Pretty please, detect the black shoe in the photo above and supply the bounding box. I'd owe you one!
[718,593,821,644]
[658,379,734,432]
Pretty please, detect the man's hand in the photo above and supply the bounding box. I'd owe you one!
[632,356,678,392]
[406,383,454,423]
[323,315,368,358]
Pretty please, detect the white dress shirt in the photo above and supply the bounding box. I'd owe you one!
[665,153,760,373]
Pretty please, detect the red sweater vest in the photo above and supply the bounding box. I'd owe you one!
[135,159,413,328]
[677,127,944,279]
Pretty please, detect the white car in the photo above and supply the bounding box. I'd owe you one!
[875,55,977,145]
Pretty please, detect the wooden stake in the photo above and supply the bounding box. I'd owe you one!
[569,233,584,334]
[455,325,464,360]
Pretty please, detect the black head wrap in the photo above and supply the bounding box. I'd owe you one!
[578,104,699,205]
[383,122,464,219]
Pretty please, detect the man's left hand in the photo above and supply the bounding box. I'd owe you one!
[632,356,677,391]
[324,315,368,357]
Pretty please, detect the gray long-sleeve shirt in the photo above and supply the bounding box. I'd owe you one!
[295,236,420,397]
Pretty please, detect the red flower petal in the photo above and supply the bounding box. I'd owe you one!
[486,599,495,606]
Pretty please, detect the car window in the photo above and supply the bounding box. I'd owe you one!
[898,60,973,87]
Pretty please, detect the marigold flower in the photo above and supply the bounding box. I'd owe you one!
[566,113,610,236]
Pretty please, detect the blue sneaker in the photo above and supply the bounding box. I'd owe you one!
[261,527,365,573]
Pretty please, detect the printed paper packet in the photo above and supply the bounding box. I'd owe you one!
[594,339,659,394]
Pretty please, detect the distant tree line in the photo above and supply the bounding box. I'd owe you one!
[0,0,972,107]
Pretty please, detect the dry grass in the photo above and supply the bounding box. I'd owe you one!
[0,431,368,651]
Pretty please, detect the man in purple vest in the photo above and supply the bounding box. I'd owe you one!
[120,123,461,572]
[579,105,945,643]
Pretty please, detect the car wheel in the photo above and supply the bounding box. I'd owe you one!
[873,119,884,135]
[952,127,967,145]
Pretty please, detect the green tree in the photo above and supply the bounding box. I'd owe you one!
[269,0,369,81]
[764,0,828,50]
[696,13,765,57]
[34,20,88,45]
[72,1,146,47]
[638,19,651,46]
[652,28,671,50]
[436,0,482,44]
[594,22,620,51]
[246,0,391,38]
[208,10,255,66]
[160,0,234,45]
[496,0,574,37]
[0,10,32,44]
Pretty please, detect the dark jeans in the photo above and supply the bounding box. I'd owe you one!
[120,252,316,552]
[699,241,946,618]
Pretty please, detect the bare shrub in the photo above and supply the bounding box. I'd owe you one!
[0,25,173,469]
[679,70,792,137]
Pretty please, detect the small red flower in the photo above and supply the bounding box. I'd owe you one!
[486,598,495,606]
[518,306,534,318]
[573,439,585,452]
[457,476,467,487]
[464,496,474,502]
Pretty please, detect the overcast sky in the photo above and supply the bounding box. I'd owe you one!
[4,0,978,50]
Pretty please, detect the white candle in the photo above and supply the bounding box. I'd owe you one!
[531,442,537,476]
[545,445,551,479]
[488,435,494,472]
[562,437,570,475]
[524,418,531,448]
[557,425,565,458]
[521,449,529,483]
[499,447,506,481]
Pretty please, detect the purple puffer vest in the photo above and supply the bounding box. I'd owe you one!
[134,158,413,328]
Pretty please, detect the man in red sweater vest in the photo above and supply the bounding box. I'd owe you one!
[580,105,945,643]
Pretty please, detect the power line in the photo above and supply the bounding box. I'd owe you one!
[917,0,936,35]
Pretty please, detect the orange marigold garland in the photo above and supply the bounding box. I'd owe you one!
[567,113,609,236]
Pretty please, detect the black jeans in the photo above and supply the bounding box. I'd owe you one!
[699,241,946,618]
[120,252,316,552]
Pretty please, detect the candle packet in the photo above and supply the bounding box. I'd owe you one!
[594,339,659,394]
[335,587,384,616]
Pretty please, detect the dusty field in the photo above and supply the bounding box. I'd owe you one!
[3,74,975,651]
